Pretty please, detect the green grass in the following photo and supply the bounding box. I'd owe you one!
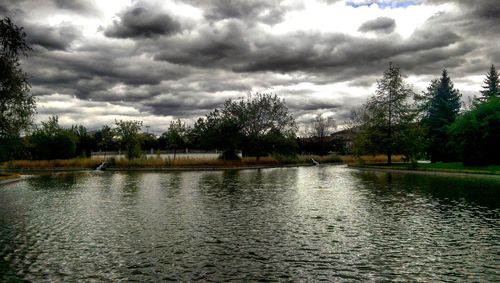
[415,162,500,174]
[352,161,500,175]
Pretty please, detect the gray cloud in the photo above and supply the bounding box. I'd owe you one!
[24,23,80,51]
[358,17,395,33]
[104,4,181,39]
[182,0,287,25]
[52,0,98,14]
[153,20,250,66]
[1,0,498,130]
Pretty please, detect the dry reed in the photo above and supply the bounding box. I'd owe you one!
[340,155,404,165]
[1,158,104,169]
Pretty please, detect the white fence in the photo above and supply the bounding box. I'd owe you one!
[91,150,241,160]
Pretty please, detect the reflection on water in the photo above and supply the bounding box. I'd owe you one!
[0,166,499,281]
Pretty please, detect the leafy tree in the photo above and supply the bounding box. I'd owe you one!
[192,109,242,160]
[71,125,93,157]
[161,119,189,160]
[0,17,36,161]
[94,125,115,155]
[192,93,297,160]
[354,63,418,164]
[424,69,461,162]
[114,120,143,159]
[448,97,500,165]
[479,64,499,100]
[29,116,77,160]
[223,93,297,160]
[140,132,158,154]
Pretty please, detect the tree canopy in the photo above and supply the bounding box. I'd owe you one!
[0,17,35,139]
[480,64,499,100]
[0,17,36,161]
[29,116,78,160]
[114,120,143,159]
[193,93,297,160]
[354,63,418,164]
[424,69,461,162]
[160,119,190,159]
[449,97,500,165]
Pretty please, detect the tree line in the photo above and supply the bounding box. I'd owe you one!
[1,92,305,161]
[353,63,500,166]
[2,17,498,166]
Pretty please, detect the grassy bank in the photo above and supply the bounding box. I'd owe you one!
[350,161,500,175]
[0,154,342,170]
[0,172,20,180]
[340,155,405,165]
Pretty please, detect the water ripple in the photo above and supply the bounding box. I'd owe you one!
[0,166,499,281]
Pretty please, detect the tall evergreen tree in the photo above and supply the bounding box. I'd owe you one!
[355,63,418,165]
[425,69,461,163]
[480,64,499,100]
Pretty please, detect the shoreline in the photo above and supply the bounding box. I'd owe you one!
[348,164,500,178]
[2,163,499,178]
[1,163,334,174]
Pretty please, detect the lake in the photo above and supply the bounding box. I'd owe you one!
[0,165,499,281]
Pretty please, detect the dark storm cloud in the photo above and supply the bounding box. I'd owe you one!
[24,23,80,51]
[424,0,500,36]
[0,0,98,15]
[104,4,181,39]
[151,13,464,78]
[235,28,463,74]
[141,93,227,117]
[0,3,8,14]
[52,0,98,14]
[2,0,498,128]
[23,48,189,99]
[287,99,342,111]
[153,20,250,66]
[358,17,395,33]
[182,0,287,25]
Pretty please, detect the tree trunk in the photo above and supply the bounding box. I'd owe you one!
[387,150,392,165]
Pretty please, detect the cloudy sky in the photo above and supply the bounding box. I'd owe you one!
[1,0,499,134]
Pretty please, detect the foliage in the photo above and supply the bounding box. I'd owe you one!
[160,119,190,159]
[140,132,157,153]
[0,135,29,161]
[223,92,297,159]
[0,17,36,161]
[354,63,419,164]
[114,120,143,159]
[192,109,242,159]
[71,125,93,157]
[94,125,115,153]
[424,69,461,162]
[194,93,297,160]
[414,78,439,117]
[29,116,78,160]
[479,64,499,100]
[448,97,500,166]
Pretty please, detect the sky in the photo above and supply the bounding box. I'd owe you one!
[1,0,499,134]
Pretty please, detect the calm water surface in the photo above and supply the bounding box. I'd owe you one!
[0,165,499,282]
